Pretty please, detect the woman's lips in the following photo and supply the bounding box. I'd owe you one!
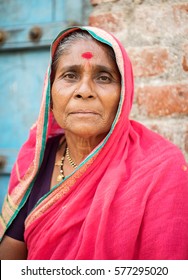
[69,110,99,116]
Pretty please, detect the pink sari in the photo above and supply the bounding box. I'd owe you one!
[0,26,188,260]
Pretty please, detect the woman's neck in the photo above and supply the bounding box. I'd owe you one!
[64,131,106,165]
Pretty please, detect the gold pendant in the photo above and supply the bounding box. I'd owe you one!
[57,175,63,182]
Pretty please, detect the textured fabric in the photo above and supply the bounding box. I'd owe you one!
[0,26,188,260]
[5,135,61,241]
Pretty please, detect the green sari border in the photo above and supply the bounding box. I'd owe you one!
[32,26,124,204]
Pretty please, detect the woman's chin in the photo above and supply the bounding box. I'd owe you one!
[65,125,108,142]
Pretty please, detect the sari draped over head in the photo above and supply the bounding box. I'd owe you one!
[0,26,188,260]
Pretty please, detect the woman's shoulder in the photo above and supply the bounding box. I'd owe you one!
[130,119,187,167]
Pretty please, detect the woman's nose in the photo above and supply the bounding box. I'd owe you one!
[74,79,95,99]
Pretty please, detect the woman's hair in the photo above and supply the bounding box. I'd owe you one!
[51,30,117,82]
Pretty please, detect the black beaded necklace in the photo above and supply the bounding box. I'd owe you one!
[55,145,78,182]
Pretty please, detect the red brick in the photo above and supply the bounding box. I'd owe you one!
[173,3,188,19]
[89,12,123,32]
[182,44,188,72]
[128,47,170,77]
[133,6,175,38]
[90,0,118,5]
[136,84,188,116]
[173,3,188,33]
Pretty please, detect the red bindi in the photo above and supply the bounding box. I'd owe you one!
[81,52,93,59]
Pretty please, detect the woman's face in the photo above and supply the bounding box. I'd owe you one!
[51,38,121,142]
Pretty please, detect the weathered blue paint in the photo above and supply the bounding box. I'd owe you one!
[0,0,92,208]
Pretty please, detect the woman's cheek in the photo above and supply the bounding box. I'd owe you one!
[53,108,66,129]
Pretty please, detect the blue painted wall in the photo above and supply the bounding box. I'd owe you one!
[0,0,92,208]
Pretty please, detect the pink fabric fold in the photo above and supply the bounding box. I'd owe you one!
[25,120,188,259]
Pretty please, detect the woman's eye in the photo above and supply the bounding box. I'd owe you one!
[97,75,111,83]
[63,73,77,80]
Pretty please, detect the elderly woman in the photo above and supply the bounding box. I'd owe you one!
[0,26,188,260]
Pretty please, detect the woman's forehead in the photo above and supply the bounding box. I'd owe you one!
[51,34,120,82]
[59,38,115,64]
[56,40,118,71]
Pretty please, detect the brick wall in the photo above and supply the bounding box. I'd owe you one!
[89,0,188,161]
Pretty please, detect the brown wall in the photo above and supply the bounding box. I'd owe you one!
[89,0,188,161]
